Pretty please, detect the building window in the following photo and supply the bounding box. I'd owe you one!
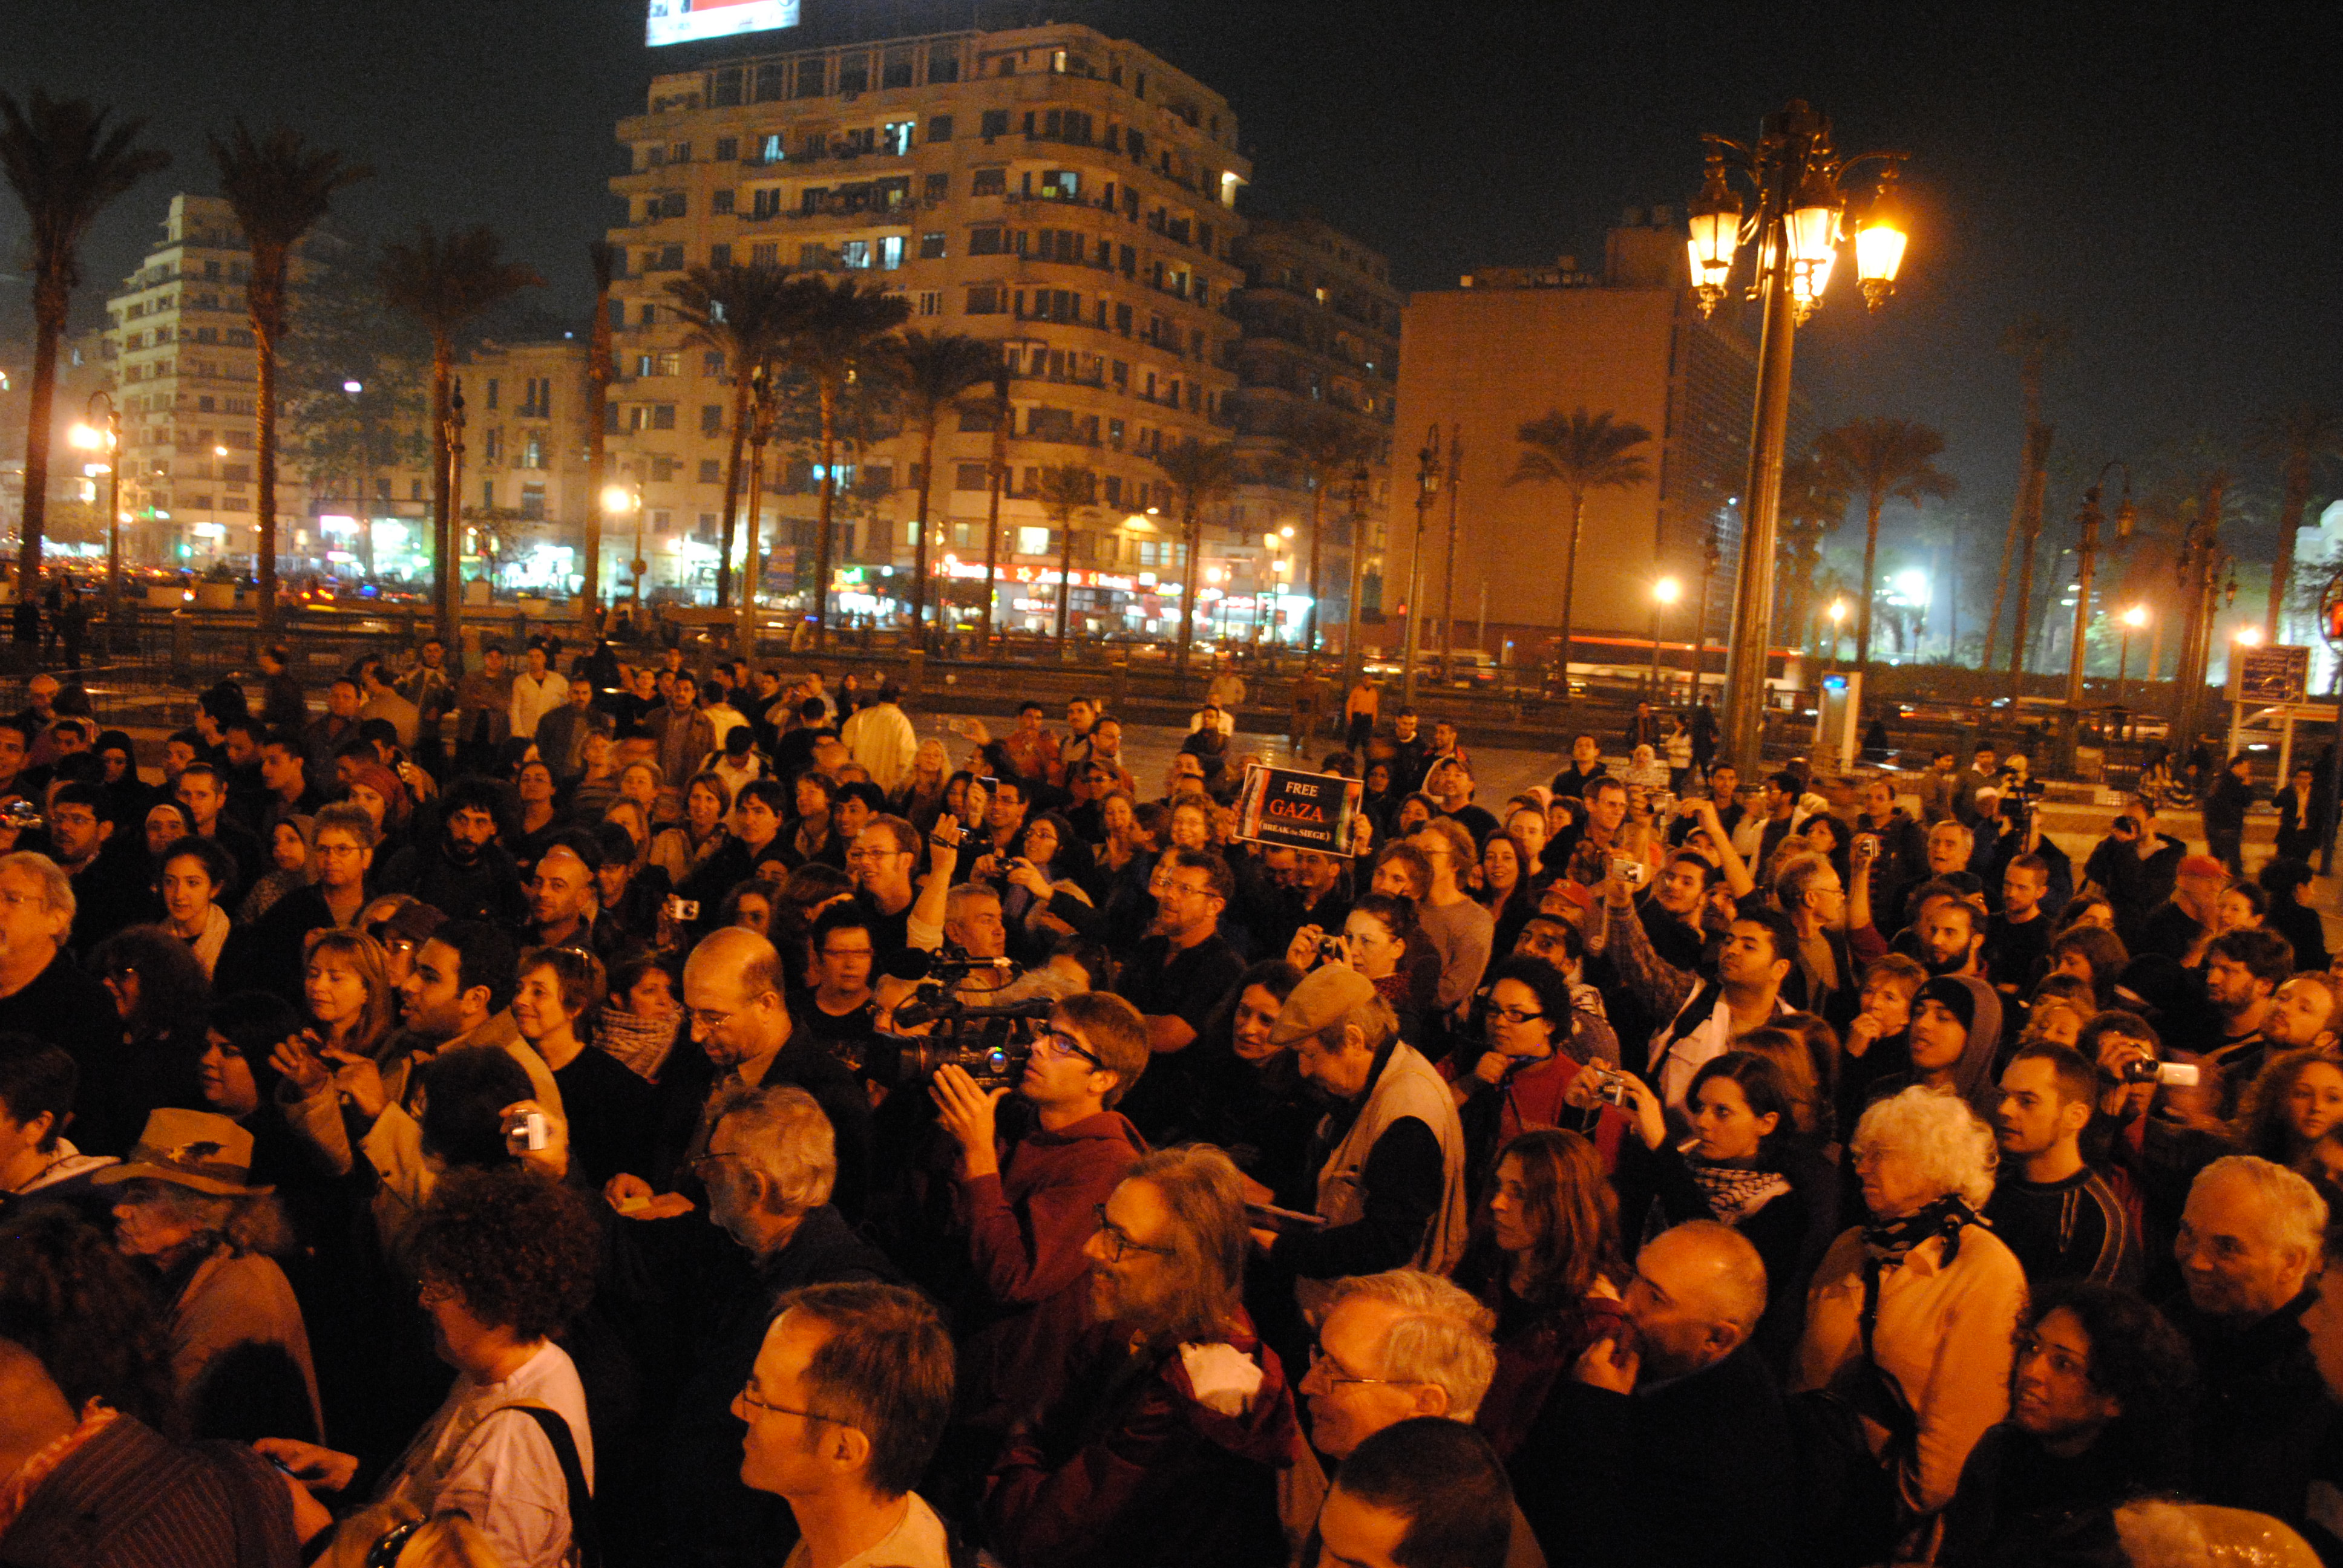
[883,47,914,89]
[971,166,1006,197]
[839,54,870,94]
[709,241,732,268]
[841,240,871,270]
[523,433,544,469]
[980,109,1009,140]
[485,379,500,410]
[655,351,682,376]
[881,122,915,155]
[918,290,940,315]
[928,45,959,83]
[715,136,738,160]
[701,405,724,436]
[657,245,683,270]
[699,459,722,484]
[919,232,947,260]
[751,243,779,266]
[521,483,546,520]
[635,353,654,377]
[652,404,676,431]
[794,58,825,97]
[965,284,1001,315]
[969,226,1004,256]
[758,131,784,163]
[923,172,950,204]
[712,189,735,216]
[878,235,905,270]
[703,351,725,375]
[752,188,782,220]
[926,114,954,143]
[482,479,494,509]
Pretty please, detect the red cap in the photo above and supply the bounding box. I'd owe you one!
[2177,855,2227,880]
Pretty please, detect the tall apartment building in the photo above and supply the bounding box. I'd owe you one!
[103,195,316,569]
[1389,211,1780,668]
[1224,215,1400,650]
[606,21,1249,633]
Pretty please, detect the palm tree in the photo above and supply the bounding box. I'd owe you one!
[378,224,544,644]
[1777,448,1850,649]
[880,330,1004,640]
[1505,408,1654,686]
[663,263,813,608]
[1153,437,1241,683]
[773,276,911,648]
[1282,410,1380,653]
[1815,416,1956,675]
[0,93,169,642]
[1036,463,1096,653]
[2257,406,2343,640]
[208,122,372,633]
[583,240,617,632]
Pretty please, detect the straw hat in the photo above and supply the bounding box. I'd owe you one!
[91,1108,273,1197]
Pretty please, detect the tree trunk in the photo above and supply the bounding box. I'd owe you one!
[811,377,839,649]
[1855,495,1884,671]
[715,372,752,609]
[430,335,457,647]
[583,275,612,635]
[909,415,939,641]
[2006,424,2054,705]
[251,250,284,635]
[1305,479,1325,655]
[2271,455,2310,639]
[13,284,65,643]
[1555,488,1584,690]
[736,437,767,656]
[979,403,1006,650]
[1175,501,1202,683]
[1053,507,1075,652]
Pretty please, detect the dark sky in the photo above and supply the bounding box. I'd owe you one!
[6,0,2338,563]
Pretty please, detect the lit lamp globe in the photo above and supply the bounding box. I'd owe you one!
[1853,168,1910,310]
[2122,606,2148,630]
[1654,576,1682,606]
[601,485,636,514]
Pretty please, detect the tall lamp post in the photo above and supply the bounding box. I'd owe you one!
[2118,604,2147,720]
[1650,575,1681,699]
[2063,463,2135,767]
[1342,459,1372,699]
[1692,520,1722,706]
[1438,428,1462,684]
[1827,598,1849,670]
[1401,424,1441,708]
[1685,101,1910,776]
[602,483,645,622]
[70,391,124,652]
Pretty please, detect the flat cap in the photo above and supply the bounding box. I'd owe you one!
[1270,964,1380,1046]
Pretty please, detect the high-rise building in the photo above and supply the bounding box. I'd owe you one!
[1223,215,1400,653]
[1389,209,1788,674]
[103,194,315,569]
[606,21,1250,634]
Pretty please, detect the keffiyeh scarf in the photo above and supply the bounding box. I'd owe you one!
[1863,1191,1982,1272]
[1689,1160,1792,1227]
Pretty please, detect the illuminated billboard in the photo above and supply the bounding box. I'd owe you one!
[646,0,801,47]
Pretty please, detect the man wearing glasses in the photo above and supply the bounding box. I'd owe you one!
[847,815,954,955]
[738,1282,958,1568]
[929,993,1151,1433]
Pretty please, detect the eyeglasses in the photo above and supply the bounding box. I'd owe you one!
[1093,1203,1175,1261]
[845,848,909,861]
[737,1384,844,1425]
[1307,1344,1422,1390]
[688,1007,742,1032]
[1487,1005,1546,1026]
[1036,1029,1103,1069]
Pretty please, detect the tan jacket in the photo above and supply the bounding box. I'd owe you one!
[1796,1223,2027,1520]
[1297,1042,1468,1319]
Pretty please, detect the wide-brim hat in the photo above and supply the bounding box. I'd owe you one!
[91,1108,272,1197]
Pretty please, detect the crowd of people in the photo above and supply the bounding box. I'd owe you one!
[1,642,2341,1568]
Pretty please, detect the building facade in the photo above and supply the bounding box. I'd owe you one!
[1222,215,1400,654]
[1387,210,1771,675]
[606,21,1250,634]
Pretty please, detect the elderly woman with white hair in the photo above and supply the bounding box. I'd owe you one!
[1796,1084,2027,1563]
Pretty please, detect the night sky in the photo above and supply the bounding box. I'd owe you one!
[7,0,2338,580]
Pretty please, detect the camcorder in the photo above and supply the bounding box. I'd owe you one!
[844,952,1054,1090]
[2117,1059,2200,1087]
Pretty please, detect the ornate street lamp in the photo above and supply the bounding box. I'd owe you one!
[1650,575,1681,698]
[2065,462,2137,714]
[70,391,125,652]
[1686,102,1910,774]
[2119,604,2148,716]
[1343,459,1372,699]
[1401,425,1441,708]
[603,482,646,616]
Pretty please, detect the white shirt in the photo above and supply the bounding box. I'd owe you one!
[841,702,919,794]
[510,670,568,740]
[381,1341,594,1568]
[782,1491,954,1568]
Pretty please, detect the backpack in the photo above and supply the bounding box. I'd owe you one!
[1788,1263,1918,1568]
[324,1400,601,1568]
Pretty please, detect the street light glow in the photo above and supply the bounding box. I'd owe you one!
[2235,624,2264,646]
[601,485,638,514]
[68,423,104,451]
[1893,568,1929,603]
[1654,576,1682,604]
[1828,599,1848,624]
[342,379,364,394]
[2123,604,2148,629]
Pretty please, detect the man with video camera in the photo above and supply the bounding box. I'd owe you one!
[929,992,1152,1432]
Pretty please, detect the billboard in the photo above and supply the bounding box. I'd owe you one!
[647,0,801,47]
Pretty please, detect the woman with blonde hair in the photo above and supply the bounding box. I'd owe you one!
[1798,1085,2026,1561]
[891,737,951,829]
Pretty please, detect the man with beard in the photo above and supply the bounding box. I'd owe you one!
[522,834,630,965]
[985,1146,1302,1568]
[1855,774,1927,916]
[1115,848,1244,1059]
[1913,896,1988,981]
[1515,1222,1796,1568]
[1637,906,1797,1113]
[2197,929,2292,1120]
[382,779,527,927]
[1986,1042,2143,1288]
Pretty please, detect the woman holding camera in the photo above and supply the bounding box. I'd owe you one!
[1438,955,1627,1181]
[1285,891,1432,1045]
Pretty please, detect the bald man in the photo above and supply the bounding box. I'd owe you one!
[1513,1222,1799,1568]
[623,927,874,1219]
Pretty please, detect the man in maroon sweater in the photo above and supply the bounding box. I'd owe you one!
[931,991,1153,1431]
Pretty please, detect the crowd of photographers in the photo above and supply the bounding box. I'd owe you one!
[2,644,2343,1567]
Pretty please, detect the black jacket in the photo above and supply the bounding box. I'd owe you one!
[2165,1286,2331,1530]
[1514,1343,1800,1568]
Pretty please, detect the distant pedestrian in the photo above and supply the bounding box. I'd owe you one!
[1346,675,1380,753]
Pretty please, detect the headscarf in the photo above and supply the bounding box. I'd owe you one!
[347,760,413,836]
[1915,974,2003,1105]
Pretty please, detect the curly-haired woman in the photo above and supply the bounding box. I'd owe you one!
[260,1165,603,1568]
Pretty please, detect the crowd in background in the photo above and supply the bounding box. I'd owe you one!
[2,642,2342,1568]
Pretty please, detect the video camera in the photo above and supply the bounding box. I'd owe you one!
[847,950,1054,1090]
